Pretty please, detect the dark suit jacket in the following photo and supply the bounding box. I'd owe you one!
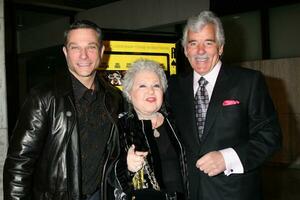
[167,65,282,200]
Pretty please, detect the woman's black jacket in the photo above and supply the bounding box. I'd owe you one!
[112,110,189,200]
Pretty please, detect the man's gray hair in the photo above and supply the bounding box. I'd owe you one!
[182,10,225,48]
[122,59,168,102]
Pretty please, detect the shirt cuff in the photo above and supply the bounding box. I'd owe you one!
[219,148,244,176]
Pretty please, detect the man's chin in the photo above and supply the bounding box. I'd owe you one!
[70,70,96,79]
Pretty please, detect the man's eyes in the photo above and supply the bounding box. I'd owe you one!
[87,45,98,50]
[69,46,80,50]
[68,45,98,51]
[204,41,214,46]
[188,41,197,47]
[187,41,215,47]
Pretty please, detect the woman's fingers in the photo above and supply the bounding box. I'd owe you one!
[127,145,147,172]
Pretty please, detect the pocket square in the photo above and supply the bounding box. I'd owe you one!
[222,100,240,106]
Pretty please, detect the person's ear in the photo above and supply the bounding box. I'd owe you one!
[218,45,224,56]
[125,91,131,102]
[63,46,68,58]
[184,46,188,57]
[127,93,131,101]
[100,45,105,58]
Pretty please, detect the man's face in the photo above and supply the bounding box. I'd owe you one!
[63,28,104,82]
[184,23,223,75]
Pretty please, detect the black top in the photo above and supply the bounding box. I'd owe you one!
[155,120,184,193]
[72,75,111,195]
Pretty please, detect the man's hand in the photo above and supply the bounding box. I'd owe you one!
[196,151,226,176]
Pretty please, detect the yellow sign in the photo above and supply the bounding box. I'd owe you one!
[100,40,177,75]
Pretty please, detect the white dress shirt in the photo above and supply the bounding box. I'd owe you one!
[193,61,244,176]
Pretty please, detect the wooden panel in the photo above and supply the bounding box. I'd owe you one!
[238,57,300,165]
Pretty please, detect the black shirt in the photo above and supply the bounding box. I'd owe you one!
[71,74,111,195]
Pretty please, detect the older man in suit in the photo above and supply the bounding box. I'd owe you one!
[167,11,282,200]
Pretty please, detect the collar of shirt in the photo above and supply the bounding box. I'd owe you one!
[193,61,222,99]
[70,74,99,101]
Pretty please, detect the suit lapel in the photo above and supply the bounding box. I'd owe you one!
[201,66,231,141]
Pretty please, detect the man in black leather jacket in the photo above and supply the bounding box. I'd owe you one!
[3,20,123,200]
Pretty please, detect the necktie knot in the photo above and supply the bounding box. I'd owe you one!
[198,77,208,87]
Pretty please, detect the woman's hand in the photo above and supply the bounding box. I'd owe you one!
[127,145,148,173]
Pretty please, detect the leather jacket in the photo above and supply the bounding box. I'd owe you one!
[113,110,189,200]
[3,71,123,200]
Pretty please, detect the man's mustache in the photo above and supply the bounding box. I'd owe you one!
[193,54,209,60]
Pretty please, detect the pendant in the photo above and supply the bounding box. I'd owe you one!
[153,129,160,138]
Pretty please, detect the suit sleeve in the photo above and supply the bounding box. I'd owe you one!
[3,89,49,200]
[234,72,282,172]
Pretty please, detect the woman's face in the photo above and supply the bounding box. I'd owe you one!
[129,70,163,118]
